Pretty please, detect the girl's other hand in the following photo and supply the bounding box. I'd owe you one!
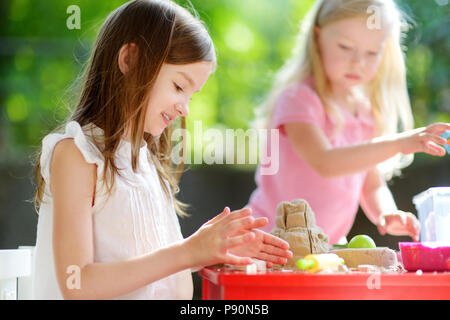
[208,207,293,267]
[184,207,272,268]
[398,122,450,156]
[377,210,421,242]
[228,228,293,268]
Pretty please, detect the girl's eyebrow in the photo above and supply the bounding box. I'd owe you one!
[177,71,195,87]
[338,34,384,51]
[177,71,201,93]
[337,33,355,43]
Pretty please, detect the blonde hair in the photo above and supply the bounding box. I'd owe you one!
[255,0,414,179]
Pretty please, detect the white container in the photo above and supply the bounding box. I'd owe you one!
[413,187,450,242]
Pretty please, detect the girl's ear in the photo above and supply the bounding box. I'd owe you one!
[314,26,320,38]
[118,43,138,75]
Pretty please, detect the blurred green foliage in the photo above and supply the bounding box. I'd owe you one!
[0,0,449,163]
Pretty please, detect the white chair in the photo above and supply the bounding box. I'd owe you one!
[0,246,34,300]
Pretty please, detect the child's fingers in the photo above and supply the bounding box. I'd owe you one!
[222,208,252,224]
[224,215,265,237]
[427,122,450,135]
[407,225,419,241]
[259,230,290,249]
[207,207,250,229]
[205,207,230,226]
[223,217,268,238]
[222,254,253,265]
[260,243,293,259]
[249,217,268,229]
[398,211,407,225]
[254,252,288,265]
[424,141,446,157]
[377,216,387,235]
[422,133,447,146]
[223,231,255,250]
[406,214,421,241]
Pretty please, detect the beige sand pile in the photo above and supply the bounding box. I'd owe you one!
[270,199,330,268]
[330,247,398,269]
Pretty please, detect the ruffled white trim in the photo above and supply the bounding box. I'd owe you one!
[40,121,106,208]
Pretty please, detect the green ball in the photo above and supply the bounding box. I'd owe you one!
[348,235,376,249]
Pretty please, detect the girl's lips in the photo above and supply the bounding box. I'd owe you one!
[161,112,170,126]
[345,73,361,80]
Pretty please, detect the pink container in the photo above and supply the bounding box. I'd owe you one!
[399,242,450,271]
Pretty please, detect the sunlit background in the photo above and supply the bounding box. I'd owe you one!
[2,0,448,161]
[0,0,449,299]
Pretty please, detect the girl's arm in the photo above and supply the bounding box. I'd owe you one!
[51,139,290,300]
[359,167,420,241]
[284,122,449,178]
[51,139,194,299]
[359,167,398,225]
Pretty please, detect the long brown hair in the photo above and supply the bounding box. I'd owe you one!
[33,0,216,216]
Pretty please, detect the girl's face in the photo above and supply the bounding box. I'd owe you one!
[316,17,390,93]
[144,61,213,136]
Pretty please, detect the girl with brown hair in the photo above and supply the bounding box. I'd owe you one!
[32,0,291,300]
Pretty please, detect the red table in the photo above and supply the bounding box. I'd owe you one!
[199,266,450,300]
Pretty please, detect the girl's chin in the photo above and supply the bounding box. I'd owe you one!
[332,79,363,92]
[145,118,169,136]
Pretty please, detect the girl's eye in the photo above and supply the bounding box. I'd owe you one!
[339,44,352,51]
[174,83,184,92]
[368,51,379,56]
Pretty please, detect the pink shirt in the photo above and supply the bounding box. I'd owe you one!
[247,79,375,244]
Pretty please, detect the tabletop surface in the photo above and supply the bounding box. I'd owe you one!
[200,265,450,283]
[199,265,450,299]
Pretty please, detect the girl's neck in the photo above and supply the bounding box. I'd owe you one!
[330,83,352,99]
[122,126,146,147]
[330,83,365,102]
[329,83,369,117]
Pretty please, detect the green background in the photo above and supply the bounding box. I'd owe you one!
[1,0,449,164]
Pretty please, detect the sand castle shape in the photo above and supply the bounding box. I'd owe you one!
[270,199,330,268]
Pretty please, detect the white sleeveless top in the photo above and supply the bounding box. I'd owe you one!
[31,121,193,300]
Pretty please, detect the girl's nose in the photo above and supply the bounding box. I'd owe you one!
[351,51,366,68]
[175,103,189,117]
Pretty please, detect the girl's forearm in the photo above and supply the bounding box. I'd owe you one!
[61,240,191,300]
[359,169,398,225]
[319,137,399,178]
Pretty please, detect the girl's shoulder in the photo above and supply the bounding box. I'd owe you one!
[40,121,105,186]
[49,137,98,198]
[279,77,322,107]
[272,78,326,129]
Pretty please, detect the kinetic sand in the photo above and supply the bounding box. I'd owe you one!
[225,199,403,274]
[270,199,402,273]
[270,199,329,268]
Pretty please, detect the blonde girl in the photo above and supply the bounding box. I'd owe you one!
[248,0,450,244]
[32,0,291,300]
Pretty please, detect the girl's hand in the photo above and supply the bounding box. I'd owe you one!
[208,208,293,268]
[184,207,270,268]
[228,228,293,268]
[377,210,421,241]
[397,122,450,156]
